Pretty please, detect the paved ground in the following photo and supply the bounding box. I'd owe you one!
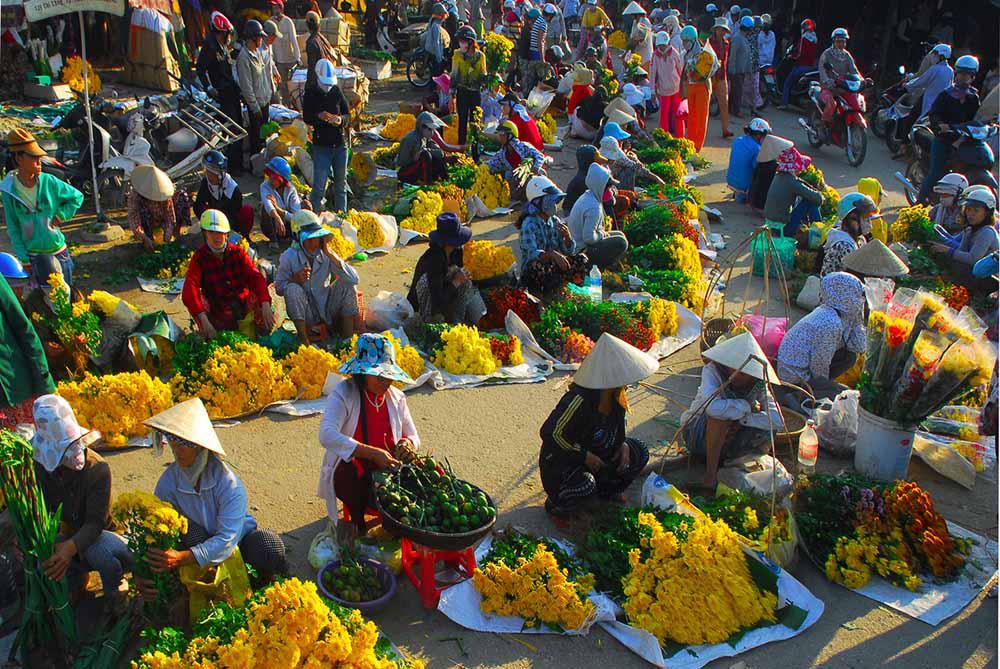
[15,76,999,668]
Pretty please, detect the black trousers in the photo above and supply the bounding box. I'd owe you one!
[219,93,245,173]
[456,87,480,145]
[183,521,287,576]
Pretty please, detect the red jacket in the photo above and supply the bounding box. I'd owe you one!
[182,243,270,321]
[796,36,819,67]
[510,113,544,151]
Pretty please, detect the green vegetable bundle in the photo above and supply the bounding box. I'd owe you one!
[623,205,685,247]
[483,528,591,581]
[446,163,476,190]
[628,238,674,269]
[108,241,193,284]
[634,268,690,302]
[0,430,77,660]
[171,331,248,380]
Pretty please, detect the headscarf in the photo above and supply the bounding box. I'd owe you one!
[663,14,680,37]
[856,177,883,207]
[776,147,811,173]
[820,272,865,344]
[170,434,212,488]
[802,30,817,43]
[31,395,98,473]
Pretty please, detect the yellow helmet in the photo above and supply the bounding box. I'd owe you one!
[498,120,519,138]
[199,209,231,233]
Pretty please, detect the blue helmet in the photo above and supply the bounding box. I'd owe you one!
[955,54,980,74]
[0,252,29,280]
[739,15,754,29]
[265,156,292,181]
[203,149,227,173]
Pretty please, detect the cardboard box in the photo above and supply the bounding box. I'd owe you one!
[24,82,74,102]
[355,58,392,80]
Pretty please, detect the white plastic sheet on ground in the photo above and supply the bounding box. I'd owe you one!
[422,342,553,391]
[600,473,825,669]
[437,535,618,635]
[846,521,998,626]
[137,277,184,294]
[505,299,701,372]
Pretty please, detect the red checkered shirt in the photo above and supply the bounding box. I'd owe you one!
[182,243,270,320]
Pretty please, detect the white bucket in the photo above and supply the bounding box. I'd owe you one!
[853,407,917,481]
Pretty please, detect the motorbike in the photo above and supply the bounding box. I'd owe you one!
[895,121,999,205]
[405,47,437,88]
[799,72,873,167]
[774,43,819,109]
[873,65,923,154]
[871,65,909,139]
[759,63,780,108]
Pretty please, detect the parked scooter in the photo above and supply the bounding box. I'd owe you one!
[800,72,873,167]
[775,43,819,109]
[895,121,999,205]
[759,63,780,108]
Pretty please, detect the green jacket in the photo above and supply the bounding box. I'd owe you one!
[0,275,54,407]
[0,172,83,262]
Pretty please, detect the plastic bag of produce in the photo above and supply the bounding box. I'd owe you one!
[308,522,341,571]
[365,290,414,332]
[179,547,251,621]
[813,388,860,456]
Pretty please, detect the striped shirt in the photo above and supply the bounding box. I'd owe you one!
[529,17,548,57]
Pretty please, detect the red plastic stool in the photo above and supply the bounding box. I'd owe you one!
[400,538,477,608]
[341,505,381,526]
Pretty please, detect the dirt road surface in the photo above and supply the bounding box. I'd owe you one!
[18,77,998,668]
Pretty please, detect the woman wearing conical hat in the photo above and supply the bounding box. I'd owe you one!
[680,332,784,493]
[135,398,287,597]
[539,333,655,517]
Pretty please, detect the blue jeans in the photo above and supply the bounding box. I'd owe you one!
[785,200,822,237]
[781,65,811,105]
[311,145,350,213]
[918,137,950,203]
[29,248,74,288]
[69,530,134,598]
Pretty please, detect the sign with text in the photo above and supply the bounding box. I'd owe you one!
[24,0,123,22]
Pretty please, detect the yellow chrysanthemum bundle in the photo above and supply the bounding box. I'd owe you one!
[634,297,679,339]
[890,204,932,243]
[345,210,387,248]
[134,578,424,669]
[400,190,444,234]
[87,290,136,318]
[350,330,425,386]
[350,152,374,186]
[607,30,628,50]
[61,56,101,95]
[112,491,188,538]
[443,118,460,146]
[664,233,705,311]
[433,183,469,222]
[383,113,416,141]
[469,164,510,209]
[463,240,516,281]
[432,324,497,376]
[284,345,346,400]
[537,114,557,145]
[372,142,400,167]
[156,254,191,280]
[57,371,173,448]
[473,545,597,631]
[324,225,357,258]
[622,514,778,646]
[171,341,296,418]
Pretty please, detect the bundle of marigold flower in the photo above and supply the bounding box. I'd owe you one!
[487,334,525,367]
[464,240,516,280]
[284,345,346,399]
[324,225,357,258]
[474,529,597,631]
[622,514,778,646]
[383,113,416,141]
[537,114,557,144]
[345,209,387,248]
[400,190,443,234]
[172,341,296,418]
[469,163,510,209]
[607,29,628,49]
[56,371,173,447]
[133,577,424,669]
[432,182,469,221]
[112,491,188,620]
[431,324,497,375]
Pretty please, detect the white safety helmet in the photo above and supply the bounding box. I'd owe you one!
[931,43,952,59]
[654,30,670,46]
[315,58,337,86]
[831,27,849,40]
[761,13,771,26]
[960,185,997,210]
[933,172,969,195]
[747,117,771,134]
[706,3,717,11]
[525,175,565,202]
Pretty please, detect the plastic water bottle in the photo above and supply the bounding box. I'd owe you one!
[587,265,603,303]
[798,419,819,474]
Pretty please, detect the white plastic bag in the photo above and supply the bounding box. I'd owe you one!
[796,275,822,310]
[813,389,860,456]
[307,521,340,571]
[717,454,794,498]
[365,290,414,331]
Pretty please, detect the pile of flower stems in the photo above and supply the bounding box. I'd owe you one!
[0,430,77,660]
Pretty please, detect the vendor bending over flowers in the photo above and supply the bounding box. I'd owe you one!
[319,333,420,542]
[139,398,287,592]
[488,121,546,203]
[539,333,653,517]
[680,332,784,492]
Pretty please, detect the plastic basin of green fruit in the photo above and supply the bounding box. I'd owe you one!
[375,481,498,552]
[317,558,397,612]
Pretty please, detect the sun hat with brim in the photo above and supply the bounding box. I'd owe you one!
[339,333,414,384]
[429,212,472,246]
[703,331,781,385]
[574,333,659,389]
[416,111,447,129]
[607,109,637,127]
[842,239,909,278]
[756,135,794,163]
[623,1,646,14]
[299,221,334,245]
[6,128,47,157]
[602,121,631,141]
[145,398,226,456]
[31,394,101,473]
[622,84,644,107]
[712,17,731,31]
[291,209,320,234]
[131,164,175,202]
[573,63,595,85]
[600,135,627,161]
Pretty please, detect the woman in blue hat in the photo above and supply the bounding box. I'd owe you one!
[259,156,303,243]
[407,213,487,326]
[318,333,421,541]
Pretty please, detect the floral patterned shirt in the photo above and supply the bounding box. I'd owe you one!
[518,210,573,268]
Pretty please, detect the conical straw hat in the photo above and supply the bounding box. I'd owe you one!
[574,333,659,389]
[756,135,794,163]
[604,96,635,118]
[144,398,226,455]
[702,331,781,385]
[842,239,910,277]
[130,164,175,202]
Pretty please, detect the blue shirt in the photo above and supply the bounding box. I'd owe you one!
[906,61,954,118]
[726,135,760,192]
[154,455,257,567]
[519,210,574,269]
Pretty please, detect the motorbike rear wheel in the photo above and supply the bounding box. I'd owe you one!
[406,54,433,88]
[871,109,888,139]
[885,119,903,155]
[846,123,868,167]
[904,161,925,206]
[806,110,823,148]
[96,168,130,212]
